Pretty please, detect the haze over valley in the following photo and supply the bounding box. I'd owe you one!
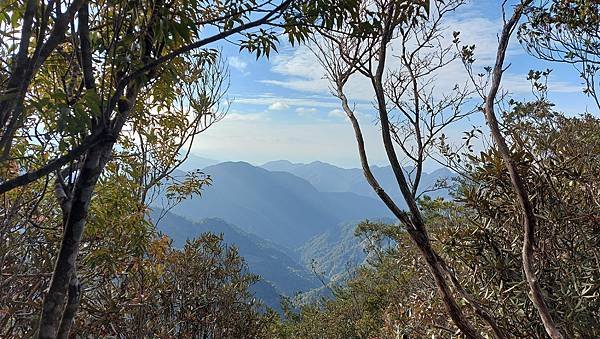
[153,158,452,308]
[3,0,597,337]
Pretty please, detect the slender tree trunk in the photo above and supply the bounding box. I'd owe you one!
[35,140,114,339]
[337,86,484,339]
[482,2,563,338]
[368,19,484,332]
[406,222,484,339]
[56,272,81,339]
[0,0,85,159]
[35,73,139,338]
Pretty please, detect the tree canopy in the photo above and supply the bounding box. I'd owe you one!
[1,0,599,338]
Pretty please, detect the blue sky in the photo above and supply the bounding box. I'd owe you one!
[190,0,598,169]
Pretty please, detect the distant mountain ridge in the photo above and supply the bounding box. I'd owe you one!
[178,154,219,171]
[261,160,454,202]
[168,161,393,248]
[157,158,454,308]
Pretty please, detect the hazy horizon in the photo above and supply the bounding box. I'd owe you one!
[187,0,597,169]
[184,152,449,171]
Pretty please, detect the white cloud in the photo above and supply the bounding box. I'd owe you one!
[260,78,331,94]
[261,45,342,95]
[229,56,248,74]
[235,94,342,109]
[270,47,326,79]
[259,10,556,101]
[501,73,583,94]
[192,3,593,170]
[267,101,290,111]
[260,44,375,100]
[226,113,266,121]
[328,108,346,118]
[295,107,318,116]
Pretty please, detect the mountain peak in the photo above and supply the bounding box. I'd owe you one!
[206,160,257,170]
[179,154,219,171]
[262,160,294,167]
[308,160,340,168]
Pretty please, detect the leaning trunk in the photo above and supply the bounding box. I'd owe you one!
[35,140,114,339]
[481,2,563,338]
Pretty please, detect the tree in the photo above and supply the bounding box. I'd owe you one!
[455,108,600,338]
[276,109,600,337]
[519,0,600,109]
[0,0,377,337]
[310,0,501,337]
[458,1,565,337]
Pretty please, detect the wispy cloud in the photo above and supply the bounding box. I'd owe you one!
[267,101,290,110]
[189,2,593,169]
[233,94,350,110]
[259,11,573,101]
[328,108,346,118]
[229,56,249,75]
[226,113,267,121]
[501,73,583,94]
[295,107,318,116]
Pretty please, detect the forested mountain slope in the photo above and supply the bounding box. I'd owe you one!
[169,161,393,248]
[154,212,321,294]
[262,160,453,201]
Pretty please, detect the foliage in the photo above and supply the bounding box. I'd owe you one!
[275,109,600,338]
[73,232,272,338]
[3,0,599,337]
[520,0,600,108]
[1,0,425,336]
[454,106,600,337]
[1,199,272,338]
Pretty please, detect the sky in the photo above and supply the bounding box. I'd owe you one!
[189,0,598,169]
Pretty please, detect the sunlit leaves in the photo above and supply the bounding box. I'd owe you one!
[239,29,280,59]
[165,169,212,205]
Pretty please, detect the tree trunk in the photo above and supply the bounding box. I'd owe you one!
[369,27,483,334]
[337,85,484,339]
[56,272,81,339]
[481,2,563,338]
[35,140,114,339]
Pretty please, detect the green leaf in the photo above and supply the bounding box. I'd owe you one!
[83,89,102,117]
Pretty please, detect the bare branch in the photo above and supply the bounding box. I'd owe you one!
[481,1,563,338]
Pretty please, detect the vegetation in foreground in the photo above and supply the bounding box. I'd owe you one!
[1,0,599,338]
[274,110,600,338]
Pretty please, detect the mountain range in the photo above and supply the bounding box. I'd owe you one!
[153,211,320,309]
[168,161,393,248]
[262,160,454,202]
[154,158,454,308]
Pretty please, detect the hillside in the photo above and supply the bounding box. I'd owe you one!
[154,212,321,296]
[296,220,368,281]
[168,161,392,248]
[296,218,396,281]
[262,160,454,201]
